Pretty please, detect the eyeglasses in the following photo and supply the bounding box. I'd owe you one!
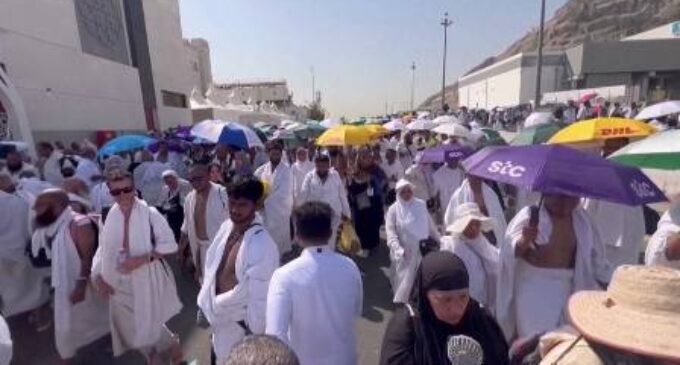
[110,186,135,197]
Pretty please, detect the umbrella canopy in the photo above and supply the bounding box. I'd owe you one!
[511,123,563,146]
[419,144,474,164]
[580,92,598,103]
[361,124,389,137]
[461,144,665,206]
[98,135,156,157]
[610,130,680,170]
[384,119,405,131]
[406,119,435,131]
[634,100,680,120]
[479,128,507,146]
[548,118,655,145]
[316,125,373,146]
[432,123,472,139]
[320,118,342,129]
[524,112,555,128]
[433,115,461,125]
[191,120,265,149]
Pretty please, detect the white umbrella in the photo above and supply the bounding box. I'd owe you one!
[524,112,555,128]
[320,118,342,128]
[635,100,680,120]
[190,119,227,143]
[191,120,264,148]
[431,123,471,138]
[406,119,435,131]
[283,122,305,131]
[384,119,405,131]
[433,115,461,125]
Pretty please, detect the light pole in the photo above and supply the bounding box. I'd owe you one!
[410,61,416,111]
[310,66,316,104]
[534,0,546,108]
[441,12,453,111]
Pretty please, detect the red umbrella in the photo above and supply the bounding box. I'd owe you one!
[580,92,598,103]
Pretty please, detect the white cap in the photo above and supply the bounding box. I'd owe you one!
[161,170,178,179]
[446,202,494,234]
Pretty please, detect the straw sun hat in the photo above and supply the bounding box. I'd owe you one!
[446,203,494,234]
[568,265,680,361]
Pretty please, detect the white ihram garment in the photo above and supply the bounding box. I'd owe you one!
[646,208,680,270]
[75,158,101,188]
[181,183,229,271]
[441,234,499,312]
[0,315,10,365]
[32,209,109,358]
[91,199,182,356]
[299,170,351,250]
[255,162,293,254]
[582,199,645,269]
[385,196,439,303]
[432,166,464,212]
[291,160,314,206]
[266,247,363,365]
[444,179,507,244]
[380,160,405,190]
[43,152,64,186]
[197,217,279,362]
[0,191,49,317]
[497,206,611,341]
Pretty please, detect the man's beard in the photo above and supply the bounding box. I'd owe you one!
[6,163,21,173]
[34,210,59,228]
[317,171,329,179]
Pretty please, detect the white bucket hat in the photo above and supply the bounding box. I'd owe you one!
[395,179,414,193]
[568,265,680,361]
[446,202,494,234]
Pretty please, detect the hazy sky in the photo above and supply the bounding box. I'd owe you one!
[179,0,568,118]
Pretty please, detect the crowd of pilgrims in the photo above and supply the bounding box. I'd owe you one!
[0,123,679,365]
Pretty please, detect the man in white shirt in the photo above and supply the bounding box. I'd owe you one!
[37,142,65,186]
[291,147,314,207]
[255,141,294,255]
[1,151,38,183]
[432,157,464,223]
[267,202,362,365]
[380,145,404,206]
[74,147,101,189]
[299,153,351,249]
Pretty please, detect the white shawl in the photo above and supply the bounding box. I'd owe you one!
[444,179,507,244]
[646,208,680,269]
[91,199,181,348]
[181,182,229,244]
[441,234,499,312]
[496,205,610,341]
[432,165,464,210]
[291,160,314,205]
[0,192,31,261]
[197,216,279,356]
[0,315,10,365]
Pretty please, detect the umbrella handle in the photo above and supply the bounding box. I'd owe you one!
[528,196,544,228]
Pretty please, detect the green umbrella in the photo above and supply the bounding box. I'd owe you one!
[511,123,563,146]
[610,130,680,170]
[480,128,507,146]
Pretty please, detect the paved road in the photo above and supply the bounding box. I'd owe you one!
[7,244,394,365]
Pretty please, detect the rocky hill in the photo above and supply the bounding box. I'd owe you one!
[419,0,680,110]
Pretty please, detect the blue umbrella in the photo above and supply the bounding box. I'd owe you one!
[98,135,156,157]
[461,144,665,205]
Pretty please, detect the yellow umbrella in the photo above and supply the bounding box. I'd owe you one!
[548,117,656,145]
[361,124,390,137]
[316,125,373,146]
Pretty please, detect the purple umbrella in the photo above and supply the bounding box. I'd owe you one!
[419,144,474,164]
[461,144,666,205]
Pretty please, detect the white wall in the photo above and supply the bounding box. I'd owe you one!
[0,0,146,140]
[458,68,522,109]
[520,64,565,105]
[143,0,192,131]
[211,83,291,105]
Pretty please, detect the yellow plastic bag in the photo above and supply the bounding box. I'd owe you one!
[338,222,361,255]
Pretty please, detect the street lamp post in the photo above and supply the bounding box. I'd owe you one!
[410,61,416,111]
[310,66,316,104]
[441,12,453,111]
[534,0,546,109]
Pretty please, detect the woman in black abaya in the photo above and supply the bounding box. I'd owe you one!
[379,251,509,365]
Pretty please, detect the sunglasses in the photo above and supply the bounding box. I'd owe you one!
[110,186,135,197]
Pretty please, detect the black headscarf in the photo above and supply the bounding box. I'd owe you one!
[408,251,509,365]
